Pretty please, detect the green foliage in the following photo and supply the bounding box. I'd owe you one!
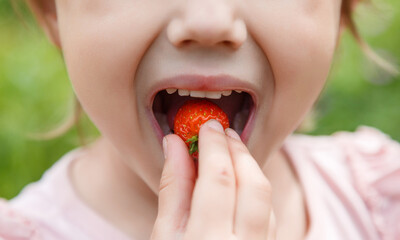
[309,0,400,140]
[0,21,100,199]
[0,0,399,199]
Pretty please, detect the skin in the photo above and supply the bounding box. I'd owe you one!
[27,0,353,239]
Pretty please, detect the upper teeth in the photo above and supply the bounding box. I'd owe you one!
[166,88,177,94]
[166,89,242,99]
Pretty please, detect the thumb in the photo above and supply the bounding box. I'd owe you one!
[151,134,196,240]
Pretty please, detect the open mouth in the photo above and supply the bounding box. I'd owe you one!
[151,88,255,139]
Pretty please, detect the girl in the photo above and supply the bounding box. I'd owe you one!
[1,0,399,239]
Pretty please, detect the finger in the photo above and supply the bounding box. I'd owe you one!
[151,134,196,240]
[225,128,272,240]
[185,120,236,237]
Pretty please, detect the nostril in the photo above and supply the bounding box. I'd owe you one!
[222,40,233,47]
[166,6,247,49]
[179,39,234,48]
[181,40,192,46]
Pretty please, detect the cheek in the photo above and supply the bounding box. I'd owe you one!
[248,2,339,94]
[56,6,166,150]
[245,1,340,156]
[267,15,337,110]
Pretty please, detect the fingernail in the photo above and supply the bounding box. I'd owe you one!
[206,119,224,133]
[225,128,241,140]
[162,136,168,159]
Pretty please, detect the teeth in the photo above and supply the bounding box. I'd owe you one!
[178,89,190,96]
[171,89,240,99]
[190,91,206,98]
[166,88,177,94]
[222,90,232,96]
[205,91,222,99]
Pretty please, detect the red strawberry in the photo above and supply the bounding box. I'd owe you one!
[173,99,230,158]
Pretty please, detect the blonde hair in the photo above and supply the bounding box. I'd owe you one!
[16,0,398,143]
[341,0,399,76]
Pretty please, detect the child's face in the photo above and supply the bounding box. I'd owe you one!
[46,0,342,190]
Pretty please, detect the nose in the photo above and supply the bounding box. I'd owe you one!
[167,0,247,49]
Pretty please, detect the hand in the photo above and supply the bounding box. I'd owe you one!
[151,119,276,240]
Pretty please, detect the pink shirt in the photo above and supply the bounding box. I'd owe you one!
[1,126,399,240]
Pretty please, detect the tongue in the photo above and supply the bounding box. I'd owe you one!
[166,92,245,130]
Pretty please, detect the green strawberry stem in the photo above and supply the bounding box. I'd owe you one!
[186,135,198,155]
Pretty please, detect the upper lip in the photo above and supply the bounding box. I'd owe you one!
[147,74,259,108]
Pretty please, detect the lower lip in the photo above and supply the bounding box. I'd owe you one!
[147,101,257,147]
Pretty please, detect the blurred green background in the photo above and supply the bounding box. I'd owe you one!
[0,0,399,199]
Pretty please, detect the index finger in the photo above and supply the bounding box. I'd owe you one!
[185,120,236,238]
[225,128,272,239]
